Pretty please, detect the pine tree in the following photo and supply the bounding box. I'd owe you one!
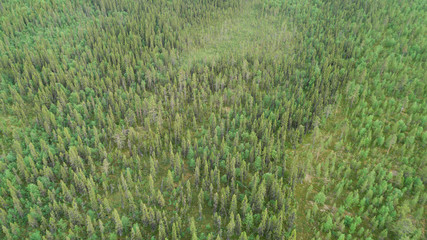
[241,196,248,217]
[1,226,12,240]
[198,190,204,220]
[227,213,236,240]
[258,209,268,236]
[189,217,197,238]
[159,220,167,240]
[323,215,333,232]
[86,215,95,236]
[253,181,266,212]
[230,194,237,216]
[236,214,242,236]
[314,191,326,205]
[99,219,105,240]
[166,170,174,191]
[245,209,254,232]
[112,209,123,236]
[289,229,296,240]
[131,223,143,240]
[157,190,165,207]
[207,233,214,240]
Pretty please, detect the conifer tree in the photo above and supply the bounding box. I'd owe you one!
[227,213,236,240]
[112,209,123,236]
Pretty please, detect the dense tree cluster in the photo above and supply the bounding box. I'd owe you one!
[0,0,425,239]
[288,0,426,239]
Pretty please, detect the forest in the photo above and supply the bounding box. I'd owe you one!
[0,0,426,239]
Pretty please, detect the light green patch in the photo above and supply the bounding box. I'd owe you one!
[179,0,291,68]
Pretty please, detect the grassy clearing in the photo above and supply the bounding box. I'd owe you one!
[179,0,291,68]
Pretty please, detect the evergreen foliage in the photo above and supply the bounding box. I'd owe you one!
[0,0,425,239]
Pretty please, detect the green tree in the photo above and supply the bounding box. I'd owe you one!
[323,215,333,232]
[314,191,326,205]
[227,213,236,240]
[112,209,123,236]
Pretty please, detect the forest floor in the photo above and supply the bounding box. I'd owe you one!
[179,0,292,68]
[293,107,347,239]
